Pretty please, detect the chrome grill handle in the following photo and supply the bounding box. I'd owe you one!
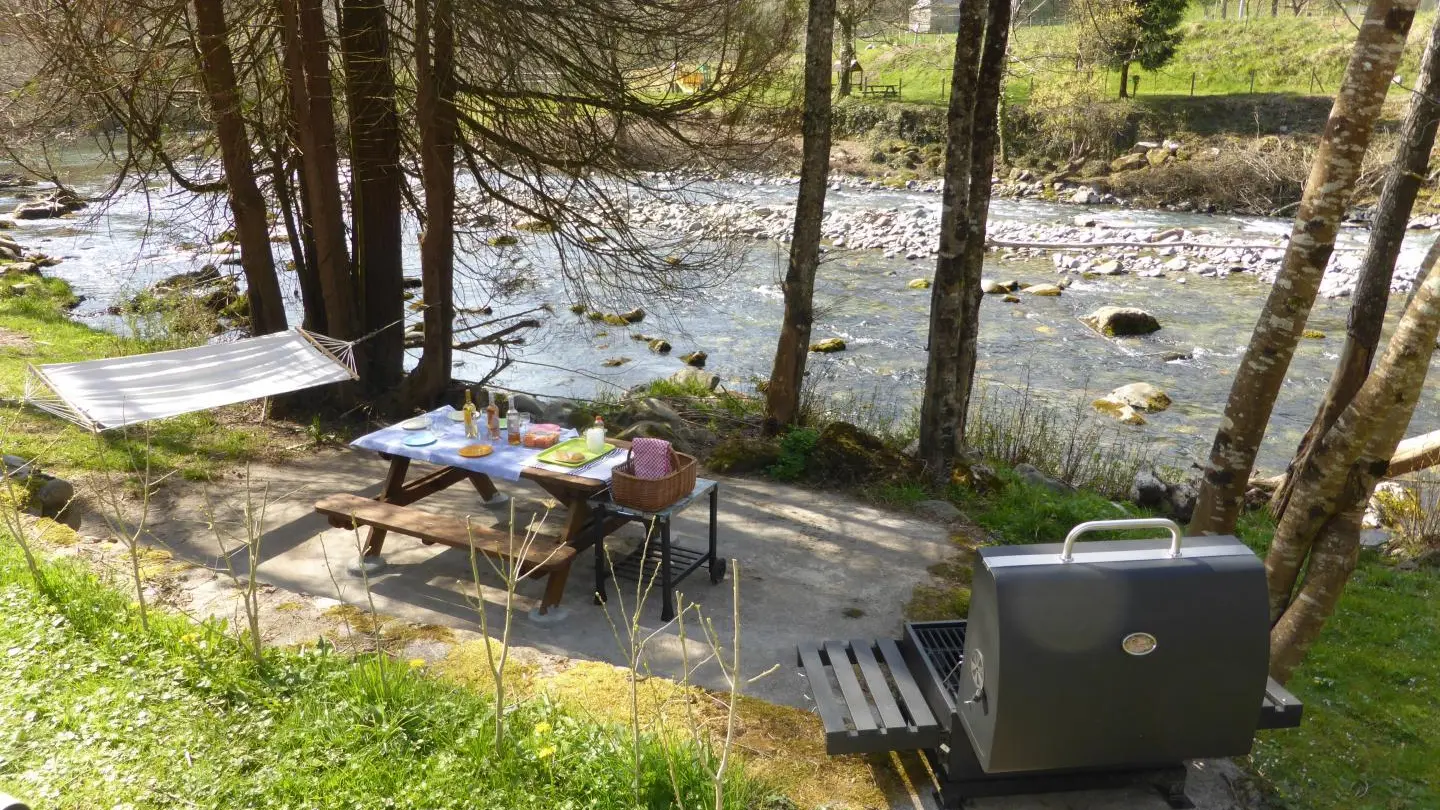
[1059,518,1184,562]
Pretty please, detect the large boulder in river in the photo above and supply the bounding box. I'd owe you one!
[1103,382,1172,412]
[1082,306,1161,337]
[669,367,720,391]
[1023,283,1063,297]
[12,190,86,220]
[1110,152,1148,173]
[810,337,846,353]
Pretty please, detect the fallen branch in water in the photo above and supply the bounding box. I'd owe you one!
[987,238,1364,252]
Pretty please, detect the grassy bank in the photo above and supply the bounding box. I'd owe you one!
[0,531,776,809]
[0,275,311,480]
[857,13,1434,106]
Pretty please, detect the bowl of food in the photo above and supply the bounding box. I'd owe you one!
[524,429,561,449]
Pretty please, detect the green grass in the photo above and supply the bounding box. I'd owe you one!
[0,277,292,480]
[0,535,770,809]
[855,13,1435,106]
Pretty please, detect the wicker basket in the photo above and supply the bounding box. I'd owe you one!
[611,446,698,512]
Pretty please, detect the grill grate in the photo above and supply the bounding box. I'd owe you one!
[910,621,968,703]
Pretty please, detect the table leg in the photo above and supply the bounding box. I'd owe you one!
[592,504,609,605]
[660,518,674,622]
[560,497,592,548]
[708,484,724,584]
[365,456,411,557]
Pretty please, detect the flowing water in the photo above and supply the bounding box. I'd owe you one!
[6,160,1440,474]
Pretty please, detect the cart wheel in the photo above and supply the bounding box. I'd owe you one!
[709,557,727,584]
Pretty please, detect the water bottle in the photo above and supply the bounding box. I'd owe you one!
[585,416,606,453]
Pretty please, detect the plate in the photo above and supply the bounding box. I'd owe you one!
[536,437,614,467]
[458,444,493,458]
[403,432,437,447]
[401,418,429,430]
[447,410,468,422]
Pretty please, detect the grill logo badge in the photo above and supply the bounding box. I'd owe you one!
[1122,632,1158,656]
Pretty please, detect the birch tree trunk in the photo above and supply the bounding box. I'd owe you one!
[953,0,1012,443]
[1267,255,1440,680]
[918,0,988,487]
[838,13,856,96]
[406,0,457,407]
[1273,18,1440,519]
[341,0,404,394]
[764,0,834,432]
[192,0,287,336]
[1187,0,1418,536]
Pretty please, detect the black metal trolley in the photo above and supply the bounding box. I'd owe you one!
[588,477,726,621]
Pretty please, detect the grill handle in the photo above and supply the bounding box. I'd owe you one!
[1060,518,1183,562]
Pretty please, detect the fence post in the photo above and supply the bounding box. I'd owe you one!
[1190,72,1197,96]
[1131,74,1141,96]
[1249,69,1257,93]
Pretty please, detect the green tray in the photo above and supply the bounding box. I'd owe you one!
[536,437,615,467]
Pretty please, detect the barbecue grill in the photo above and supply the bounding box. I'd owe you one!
[797,518,1304,808]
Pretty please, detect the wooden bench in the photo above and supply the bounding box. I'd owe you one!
[315,493,577,613]
[860,81,902,100]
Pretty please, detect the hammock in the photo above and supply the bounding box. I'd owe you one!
[23,329,358,432]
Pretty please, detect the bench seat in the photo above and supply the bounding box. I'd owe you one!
[315,493,576,611]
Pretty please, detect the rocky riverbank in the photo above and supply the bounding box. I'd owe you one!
[617,169,1411,299]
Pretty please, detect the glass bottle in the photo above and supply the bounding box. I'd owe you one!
[585,415,606,453]
[463,389,478,439]
[485,399,500,440]
[507,401,522,445]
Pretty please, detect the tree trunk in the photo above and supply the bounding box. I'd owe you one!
[1187,0,1418,536]
[192,0,287,335]
[953,0,1013,443]
[407,0,457,407]
[1118,61,1130,98]
[918,0,988,487]
[341,0,404,395]
[838,15,856,96]
[1272,18,1440,519]
[1266,253,1440,679]
[764,0,835,433]
[278,1,325,334]
[1221,0,1228,20]
[1271,0,1279,16]
[288,0,358,342]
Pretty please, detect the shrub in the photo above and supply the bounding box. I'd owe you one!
[766,427,818,482]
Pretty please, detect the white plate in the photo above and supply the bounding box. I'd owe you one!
[447,410,468,422]
[401,418,429,430]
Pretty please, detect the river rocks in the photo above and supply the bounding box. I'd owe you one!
[617,420,676,442]
[808,422,920,485]
[601,357,630,367]
[1091,399,1147,425]
[810,337,846,353]
[680,351,708,368]
[620,307,646,323]
[511,393,546,419]
[1002,294,1020,303]
[981,279,1008,294]
[1110,153,1148,173]
[1091,259,1123,276]
[916,499,963,523]
[1145,148,1172,168]
[513,216,553,233]
[1082,306,1161,337]
[1302,329,1326,339]
[669,367,720,391]
[2,454,78,527]
[1014,463,1072,494]
[1023,283,1062,296]
[12,190,86,220]
[1106,383,1171,411]
[1071,187,1100,205]
[401,276,422,289]
[486,235,519,247]
[1129,467,1199,522]
[907,278,931,289]
[648,338,672,354]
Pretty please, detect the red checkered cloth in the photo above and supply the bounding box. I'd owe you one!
[629,438,674,480]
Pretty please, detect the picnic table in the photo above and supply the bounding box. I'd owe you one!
[316,406,637,617]
[860,80,902,100]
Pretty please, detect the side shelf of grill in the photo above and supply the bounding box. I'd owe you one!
[1258,676,1303,729]
[797,639,947,755]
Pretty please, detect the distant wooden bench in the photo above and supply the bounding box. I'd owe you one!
[860,80,902,100]
[315,493,577,613]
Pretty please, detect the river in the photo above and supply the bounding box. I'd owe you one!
[6,161,1440,475]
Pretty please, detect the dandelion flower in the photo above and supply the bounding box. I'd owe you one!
[536,745,556,759]
[533,722,552,736]
[408,658,427,668]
